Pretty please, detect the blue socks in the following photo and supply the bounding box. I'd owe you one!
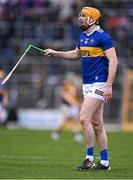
[100,149,109,166]
[85,148,109,166]
[87,147,94,156]
[86,147,94,161]
[100,149,108,161]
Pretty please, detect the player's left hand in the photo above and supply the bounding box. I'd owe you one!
[103,83,112,103]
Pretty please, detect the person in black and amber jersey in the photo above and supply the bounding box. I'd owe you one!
[51,74,83,142]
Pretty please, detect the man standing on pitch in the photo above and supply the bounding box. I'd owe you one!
[44,7,118,171]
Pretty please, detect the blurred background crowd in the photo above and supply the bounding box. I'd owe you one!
[0,0,132,130]
[0,0,132,66]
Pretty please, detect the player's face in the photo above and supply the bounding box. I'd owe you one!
[78,12,88,25]
[78,12,88,30]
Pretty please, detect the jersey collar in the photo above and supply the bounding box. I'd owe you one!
[85,26,100,36]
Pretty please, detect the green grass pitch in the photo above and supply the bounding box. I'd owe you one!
[0,128,133,179]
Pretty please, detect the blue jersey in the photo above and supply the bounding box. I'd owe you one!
[77,26,114,84]
[0,84,6,103]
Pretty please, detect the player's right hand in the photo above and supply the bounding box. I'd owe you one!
[44,49,57,57]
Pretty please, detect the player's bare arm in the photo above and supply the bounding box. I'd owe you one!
[104,47,118,103]
[44,47,81,60]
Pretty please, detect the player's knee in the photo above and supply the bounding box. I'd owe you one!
[92,122,99,134]
[92,121,103,135]
[92,113,103,133]
[79,114,87,129]
[79,115,85,126]
[93,113,101,121]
